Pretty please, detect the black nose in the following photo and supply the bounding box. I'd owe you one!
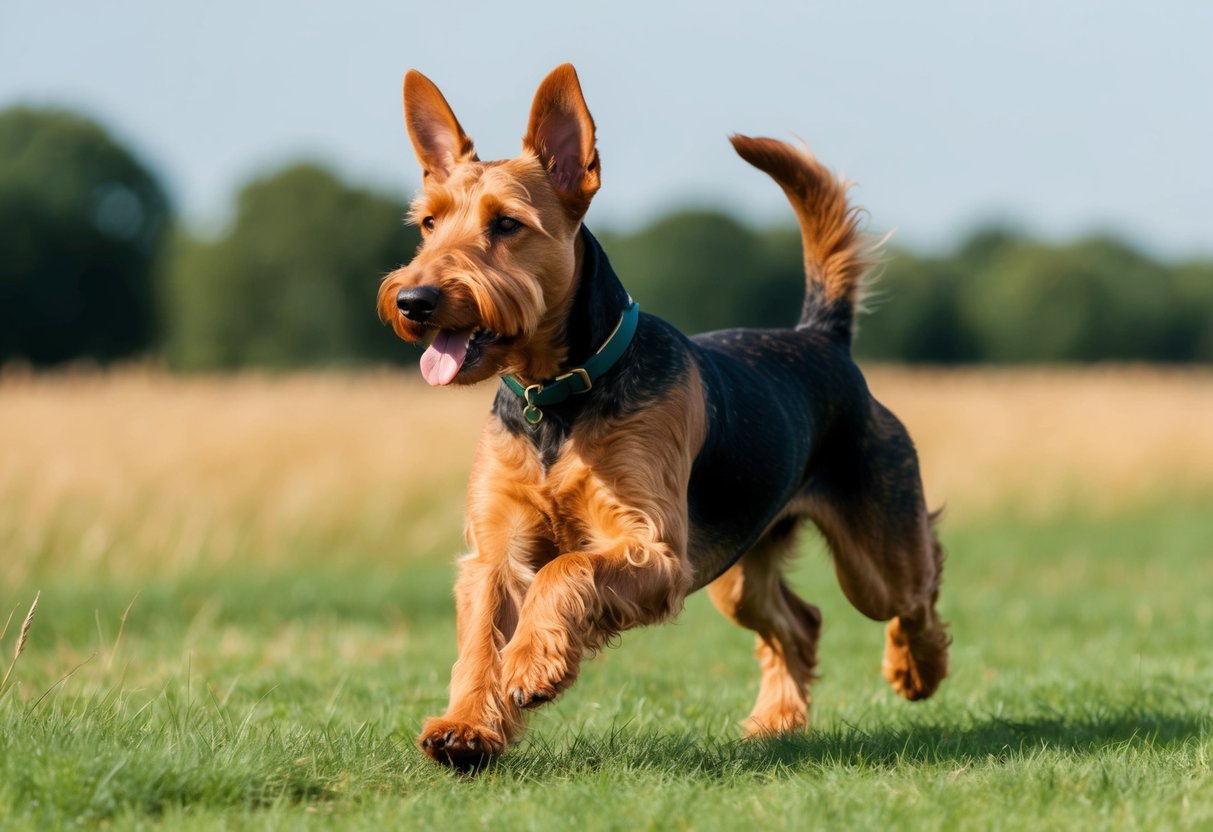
[396,286,441,322]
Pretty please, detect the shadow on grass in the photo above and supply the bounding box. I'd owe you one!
[493,706,1211,778]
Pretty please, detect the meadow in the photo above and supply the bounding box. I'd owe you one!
[1,366,1211,829]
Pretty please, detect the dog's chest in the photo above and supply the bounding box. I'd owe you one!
[521,445,603,553]
[501,424,650,565]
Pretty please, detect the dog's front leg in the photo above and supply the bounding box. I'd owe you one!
[416,551,528,769]
[417,427,550,769]
[499,380,705,710]
[500,525,693,710]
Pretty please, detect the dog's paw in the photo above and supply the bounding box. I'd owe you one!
[882,618,949,702]
[741,707,808,740]
[500,628,580,710]
[417,717,504,771]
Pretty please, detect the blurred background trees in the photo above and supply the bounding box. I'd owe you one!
[610,218,1213,365]
[0,107,170,365]
[2,104,1210,370]
[164,165,418,369]
[597,211,803,334]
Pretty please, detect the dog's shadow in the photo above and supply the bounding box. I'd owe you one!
[498,706,1209,777]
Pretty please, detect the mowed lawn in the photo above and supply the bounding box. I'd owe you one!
[1,368,1211,830]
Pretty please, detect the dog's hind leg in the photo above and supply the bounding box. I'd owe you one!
[707,518,823,737]
[806,399,950,701]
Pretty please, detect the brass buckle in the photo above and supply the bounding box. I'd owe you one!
[522,383,544,425]
[554,367,592,394]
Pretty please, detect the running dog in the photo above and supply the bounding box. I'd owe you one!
[378,64,949,770]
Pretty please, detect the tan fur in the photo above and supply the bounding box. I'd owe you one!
[729,135,878,330]
[707,532,821,736]
[417,361,706,763]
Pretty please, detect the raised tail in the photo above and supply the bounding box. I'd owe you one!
[730,135,877,344]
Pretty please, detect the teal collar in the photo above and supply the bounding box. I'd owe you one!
[502,301,640,425]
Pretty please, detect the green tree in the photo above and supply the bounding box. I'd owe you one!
[0,107,171,364]
[1174,260,1213,362]
[598,210,801,334]
[165,164,419,369]
[958,235,1178,362]
[853,250,971,363]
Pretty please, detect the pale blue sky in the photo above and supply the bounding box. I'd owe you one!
[2,0,1211,255]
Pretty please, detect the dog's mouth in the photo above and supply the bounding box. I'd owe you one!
[419,326,510,386]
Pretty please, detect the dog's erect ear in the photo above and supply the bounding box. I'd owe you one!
[403,70,478,183]
[523,63,600,216]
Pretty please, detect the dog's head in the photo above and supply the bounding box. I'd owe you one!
[377,64,600,386]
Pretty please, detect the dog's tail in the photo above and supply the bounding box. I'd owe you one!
[730,135,877,344]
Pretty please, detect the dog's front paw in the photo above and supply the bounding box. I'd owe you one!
[500,626,581,709]
[417,717,504,771]
[741,708,808,739]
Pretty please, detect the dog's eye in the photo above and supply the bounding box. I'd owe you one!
[421,216,436,232]
[492,216,522,235]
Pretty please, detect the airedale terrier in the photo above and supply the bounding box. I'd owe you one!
[378,64,949,770]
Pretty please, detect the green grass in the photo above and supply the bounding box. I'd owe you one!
[2,501,1211,830]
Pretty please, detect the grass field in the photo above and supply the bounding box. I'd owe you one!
[1,366,1211,829]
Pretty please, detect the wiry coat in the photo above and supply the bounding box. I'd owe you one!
[378,65,950,770]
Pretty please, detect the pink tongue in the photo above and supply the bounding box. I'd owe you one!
[419,329,472,386]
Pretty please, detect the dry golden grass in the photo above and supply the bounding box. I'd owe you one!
[0,368,488,582]
[2,365,1211,582]
[865,365,1213,517]
[0,590,38,694]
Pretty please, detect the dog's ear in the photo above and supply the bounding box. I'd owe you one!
[523,63,600,217]
[403,70,478,183]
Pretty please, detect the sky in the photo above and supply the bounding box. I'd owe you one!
[2,0,1211,256]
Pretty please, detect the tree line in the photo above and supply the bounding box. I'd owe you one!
[3,106,1211,370]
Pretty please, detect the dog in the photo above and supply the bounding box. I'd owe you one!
[378,64,949,770]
